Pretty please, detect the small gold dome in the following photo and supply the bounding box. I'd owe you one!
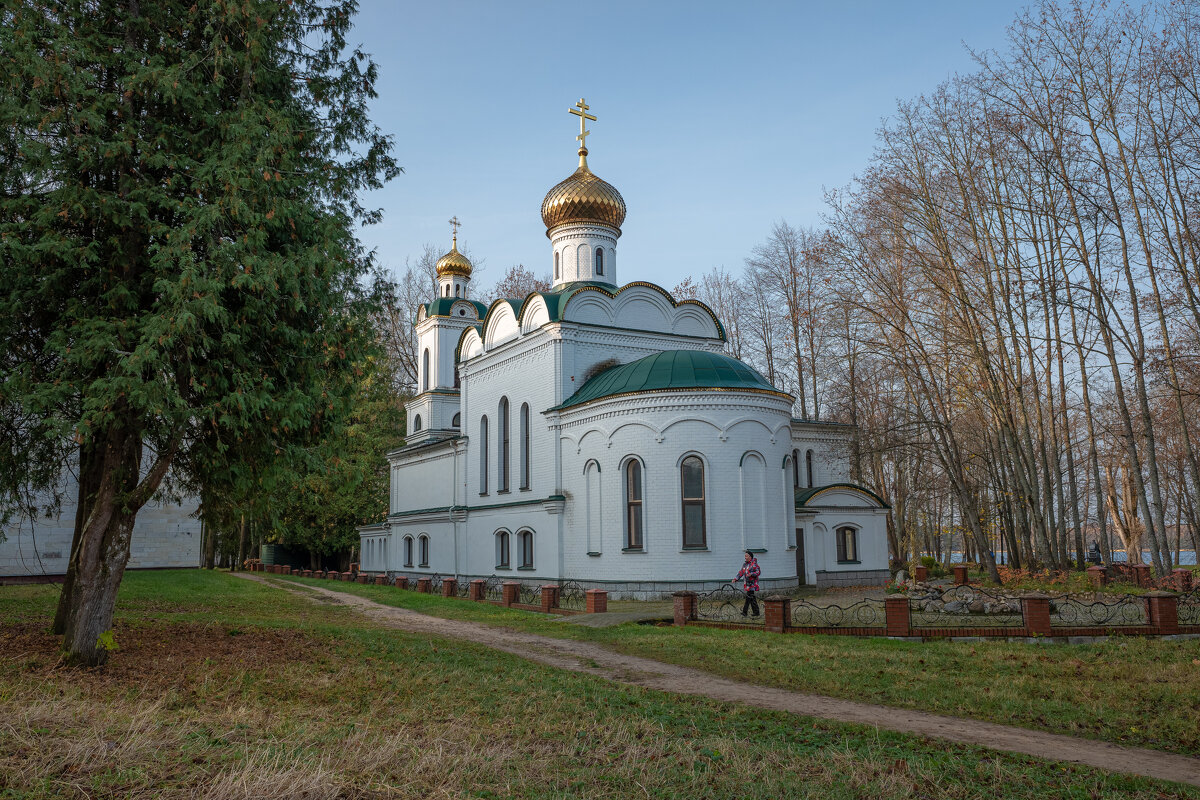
[435,238,473,277]
[541,151,626,234]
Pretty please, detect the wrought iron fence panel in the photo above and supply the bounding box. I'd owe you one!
[695,585,758,625]
[558,581,588,611]
[908,586,1023,629]
[790,597,884,628]
[1178,589,1200,626]
[428,574,443,594]
[483,575,505,603]
[455,578,472,599]
[1047,594,1148,627]
[517,583,543,607]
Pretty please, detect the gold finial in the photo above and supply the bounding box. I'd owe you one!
[448,215,461,248]
[568,98,597,167]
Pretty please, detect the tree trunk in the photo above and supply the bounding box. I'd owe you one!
[52,440,103,635]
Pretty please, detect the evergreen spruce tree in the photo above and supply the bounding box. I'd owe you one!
[0,0,398,666]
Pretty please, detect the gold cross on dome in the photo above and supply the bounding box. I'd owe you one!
[448,215,461,245]
[569,98,597,151]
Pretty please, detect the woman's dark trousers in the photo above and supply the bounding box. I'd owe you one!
[741,590,759,617]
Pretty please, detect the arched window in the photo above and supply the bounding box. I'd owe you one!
[498,397,510,492]
[681,456,706,549]
[554,251,560,280]
[519,403,531,490]
[479,415,489,494]
[418,534,429,567]
[624,459,643,550]
[412,414,422,432]
[495,530,511,568]
[455,284,461,297]
[444,284,450,297]
[792,449,801,489]
[836,526,858,563]
[518,529,534,568]
[595,247,604,275]
[451,412,460,428]
[806,449,814,488]
[403,536,413,568]
[421,348,430,392]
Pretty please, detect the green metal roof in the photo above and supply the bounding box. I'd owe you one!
[551,350,780,410]
[422,298,489,320]
[795,483,890,510]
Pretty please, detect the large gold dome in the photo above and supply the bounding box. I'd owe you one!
[541,152,626,234]
[435,239,473,277]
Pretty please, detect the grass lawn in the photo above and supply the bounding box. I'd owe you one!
[0,571,1194,798]
[281,575,1200,756]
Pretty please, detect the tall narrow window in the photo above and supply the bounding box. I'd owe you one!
[498,397,510,492]
[806,449,814,488]
[625,459,643,550]
[554,251,560,280]
[479,416,489,494]
[455,285,461,297]
[404,536,413,568]
[792,449,801,489]
[412,414,422,432]
[520,403,531,490]
[444,284,450,297]
[836,526,858,563]
[451,412,460,428]
[421,348,430,392]
[419,535,429,567]
[595,247,604,275]
[681,456,706,549]
[496,531,510,568]
[519,530,534,568]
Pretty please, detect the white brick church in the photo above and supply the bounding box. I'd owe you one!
[358,101,889,593]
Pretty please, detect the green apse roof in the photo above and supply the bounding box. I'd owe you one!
[422,298,489,319]
[552,350,781,410]
[795,483,891,510]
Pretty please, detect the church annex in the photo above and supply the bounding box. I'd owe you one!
[358,100,889,593]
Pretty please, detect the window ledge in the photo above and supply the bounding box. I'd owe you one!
[835,560,862,565]
[517,565,535,571]
[519,487,531,492]
[479,492,489,497]
[403,564,413,569]
[621,547,645,553]
[681,547,710,553]
[786,546,797,551]
[746,548,767,553]
[587,551,602,557]
[496,489,511,495]
[418,564,429,569]
[495,565,511,570]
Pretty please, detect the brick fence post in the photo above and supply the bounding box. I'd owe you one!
[952,565,969,586]
[884,596,911,637]
[763,596,790,633]
[356,573,369,584]
[585,589,608,614]
[1021,593,1052,636]
[442,578,457,598]
[326,571,338,581]
[1087,565,1108,588]
[913,565,928,582]
[341,571,353,582]
[540,585,560,613]
[469,579,486,601]
[394,576,408,590]
[501,581,520,607]
[417,577,432,593]
[374,574,387,586]
[349,562,359,574]
[1132,564,1152,588]
[672,591,697,626]
[1146,591,1179,635]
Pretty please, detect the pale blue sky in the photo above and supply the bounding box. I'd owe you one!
[351,0,1029,290]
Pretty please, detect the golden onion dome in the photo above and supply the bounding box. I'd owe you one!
[541,150,626,235]
[435,236,473,278]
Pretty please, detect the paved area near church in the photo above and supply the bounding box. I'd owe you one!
[240,573,1200,789]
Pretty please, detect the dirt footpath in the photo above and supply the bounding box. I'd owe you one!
[242,573,1200,788]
